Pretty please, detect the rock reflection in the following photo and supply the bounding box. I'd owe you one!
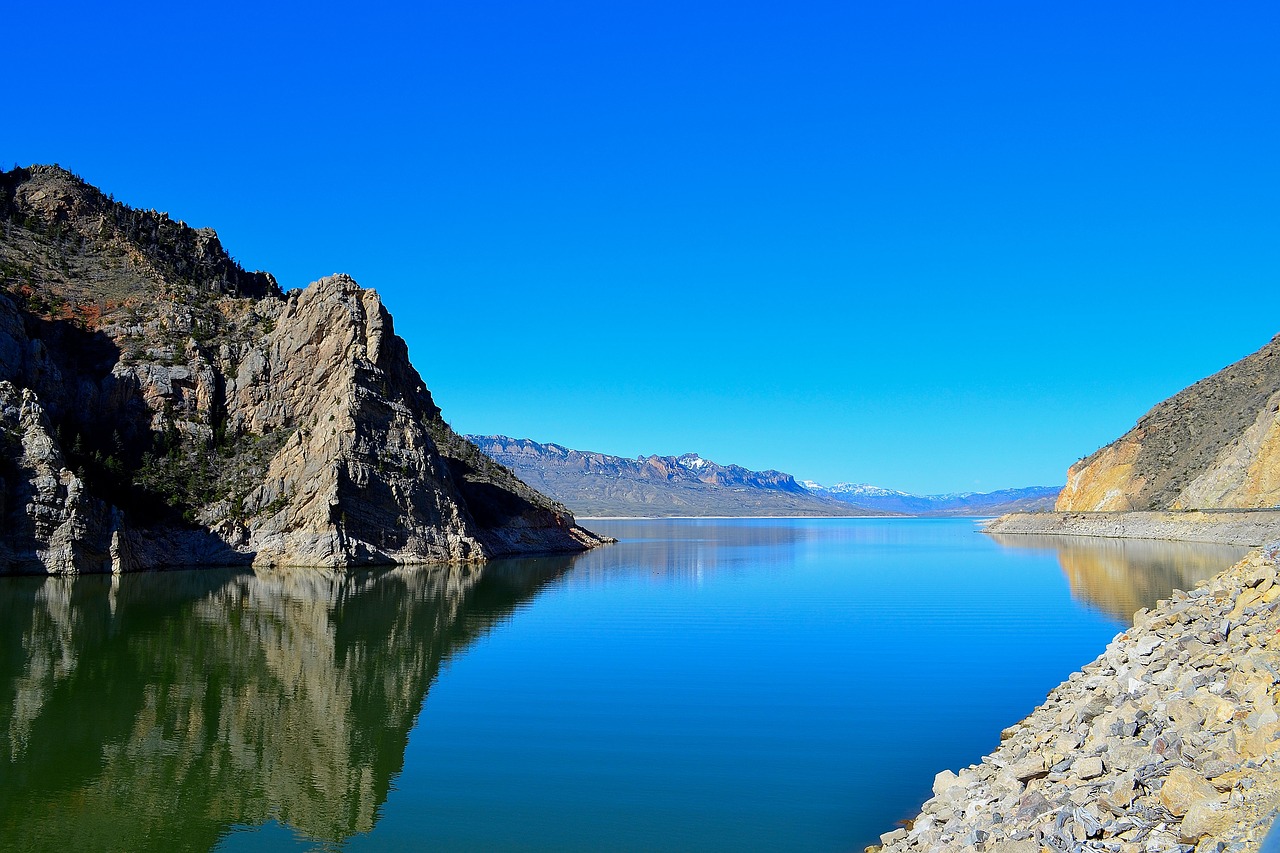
[989,534,1249,621]
[0,556,574,852]
[569,519,825,585]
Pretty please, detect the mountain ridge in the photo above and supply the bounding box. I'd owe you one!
[468,434,1060,517]
[803,480,1061,515]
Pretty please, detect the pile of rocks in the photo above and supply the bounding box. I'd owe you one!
[871,545,1280,853]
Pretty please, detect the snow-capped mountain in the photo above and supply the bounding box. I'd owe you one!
[801,481,1061,516]
[467,435,1060,518]
[465,436,883,517]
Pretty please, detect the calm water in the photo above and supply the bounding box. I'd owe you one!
[0,519,1249,852]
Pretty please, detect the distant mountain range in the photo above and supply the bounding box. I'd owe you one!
[800,481,1061,516]
[467,435,1061,518]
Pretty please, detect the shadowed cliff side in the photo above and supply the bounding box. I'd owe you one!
[0,165,605,572]
[0,556,576,851]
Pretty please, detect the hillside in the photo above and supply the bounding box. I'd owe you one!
[466,436,882,517]
[1056,333,1280,511]
[0,165,604,572]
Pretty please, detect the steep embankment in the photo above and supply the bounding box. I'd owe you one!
[1057,335,1280,513]
[466,435,879,517]
[871,545,1280,853]
[0,165,603,572]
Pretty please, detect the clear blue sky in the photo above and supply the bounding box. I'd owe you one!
[7,1,1279,493]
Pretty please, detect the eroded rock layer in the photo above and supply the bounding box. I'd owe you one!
[1057,336,1280,512]
[0,165,604,572]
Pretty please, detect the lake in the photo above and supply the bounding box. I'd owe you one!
[0,518,1250,852]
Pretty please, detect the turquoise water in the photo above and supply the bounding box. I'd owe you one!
[0,519,1248,852]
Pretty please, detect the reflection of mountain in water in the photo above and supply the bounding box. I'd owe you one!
[568,519,819,585]
[989,534,1249,621]
[0,557,574,852]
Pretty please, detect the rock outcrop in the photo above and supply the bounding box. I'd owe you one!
[869,545,1280,853]
[1057,335,1280,512]
[0,165,604,572]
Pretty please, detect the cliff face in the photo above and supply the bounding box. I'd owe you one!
[0,165,603,572]
[1057,334,1280,512]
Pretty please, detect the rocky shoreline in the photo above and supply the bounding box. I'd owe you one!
[984,512,1280,548]
[869,544,1280,853]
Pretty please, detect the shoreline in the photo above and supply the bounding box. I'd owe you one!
[869,543,1280,853]
[983,511,1280,548]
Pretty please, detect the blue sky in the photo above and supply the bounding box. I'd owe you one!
[7,1,1279,493]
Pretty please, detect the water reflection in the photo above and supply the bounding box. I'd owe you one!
[0,556,575,853]
[569,518,856,586]
[989,534,1250,621]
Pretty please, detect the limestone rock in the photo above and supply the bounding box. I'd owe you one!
[1159,766,1221,817]
[0,165,606,572]
[1180,798,1233,842]
[0,381,127,573]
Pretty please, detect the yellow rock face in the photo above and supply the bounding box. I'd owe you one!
[1056,438,1145,512]
[1057,385,1280,512]
[1240,409,1280,506]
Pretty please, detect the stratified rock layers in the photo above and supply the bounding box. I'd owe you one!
[0,165,603,573]
[1057,335,1280,512]
[870,546,1280,853]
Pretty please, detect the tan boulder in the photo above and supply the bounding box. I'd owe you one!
[1159,766,1222,817]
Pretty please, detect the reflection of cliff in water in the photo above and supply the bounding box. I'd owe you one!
[0,556,574,852]
[989,534,1249,621]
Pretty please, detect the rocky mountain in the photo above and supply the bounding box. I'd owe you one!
[802,481,1061,516]
[1056,332,1280,511]
[466,435,882,516]
[467,435,1058,517]
[0,165,604,573]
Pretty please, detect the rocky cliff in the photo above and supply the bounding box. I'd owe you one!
[0,165,604,572]
[1057,334,1280,512]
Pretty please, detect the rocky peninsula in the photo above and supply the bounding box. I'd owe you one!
[0,165,605,573]
[869,544,1280,853]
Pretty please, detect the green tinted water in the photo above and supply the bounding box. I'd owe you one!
[0,519,1248,851]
